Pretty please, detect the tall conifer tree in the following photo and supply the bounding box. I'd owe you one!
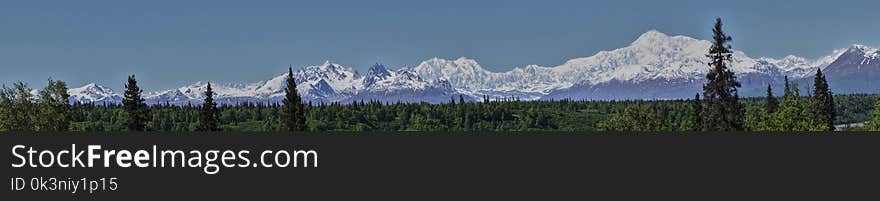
[123,75,149,131]
[812,69,835,131]
[783,76,792,99]
[766,84,779,113]
[197,82,221,131]
[282,66,306,131]
[691,93,703,131]
[701,18,743,131]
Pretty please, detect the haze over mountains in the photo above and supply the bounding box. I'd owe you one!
[67,30,880,105]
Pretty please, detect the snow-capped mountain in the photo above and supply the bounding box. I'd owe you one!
[68,83,123,104]
[125,61,465,105]
[809,44,880,94]
[410,30,856,100]
[66,30,879,105]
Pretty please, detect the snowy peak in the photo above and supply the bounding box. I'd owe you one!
[629,30,708,50]
[414,57,489,74]
[846,44,879,60]
[312,61,358,77]
[361,62,447,92]
[756,47,850,78]
[832,45,880,65]
[556,30,728,84]
[59,30,880,104]
[298,61,361,93]
[411,57,494,91]
[70,83,112,95]
[307,79,335,98]
[823,44,880,73]
[631,30,672,46]
[813,44,880,94]
[146,89,190,105]
[68,83,122,104]
[367,63,391,78]
[759,55,814,71]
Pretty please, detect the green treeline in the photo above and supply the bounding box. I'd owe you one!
[0,80,877,132]
[0,80,71,131]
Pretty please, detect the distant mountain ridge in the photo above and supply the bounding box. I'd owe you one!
[67,30,880,105]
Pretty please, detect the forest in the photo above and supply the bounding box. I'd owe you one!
[0,78,878,132]
[64,94,880,132]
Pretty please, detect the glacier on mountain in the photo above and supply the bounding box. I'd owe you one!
[67,30,879,105]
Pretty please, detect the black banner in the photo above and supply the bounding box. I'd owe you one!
[2,132,880,200]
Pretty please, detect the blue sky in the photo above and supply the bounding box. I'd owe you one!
[2,0,878,91]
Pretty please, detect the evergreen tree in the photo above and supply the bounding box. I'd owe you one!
[691,93,703,131]
[811,69,835,131]
[701,18,743,131]
[783,76,792,99]
[867,96,880,131]
[281,66,306,131]
[123,75,149,131]
[197,82,221,131]
[766,84,779,113]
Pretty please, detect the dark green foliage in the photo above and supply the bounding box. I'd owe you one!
[812,69,835,131]
[689,94,703,131]
[197,82,221,131]
[868,96,880,131]
[37,79,71,131]
[14,93,870,132]
[783,76,792,99]
[281,66,306,131]
[0,80,71,131]
[0,82,37,131]
[765,84,779,113]
[597,103,667,131]
[701,18,743,131]
[123,75,149,131]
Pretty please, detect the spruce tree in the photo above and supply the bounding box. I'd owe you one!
[282,66,306,131]
[197,82,221,131]
[783,76,792,99]
[766,84,779,113]
[123,75,149,131]
[701,18,743,131]
[867,96,880,131]
[691,93,703,131]
[812,68,835,131]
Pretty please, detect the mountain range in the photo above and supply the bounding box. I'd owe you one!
[66,30,880,105]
